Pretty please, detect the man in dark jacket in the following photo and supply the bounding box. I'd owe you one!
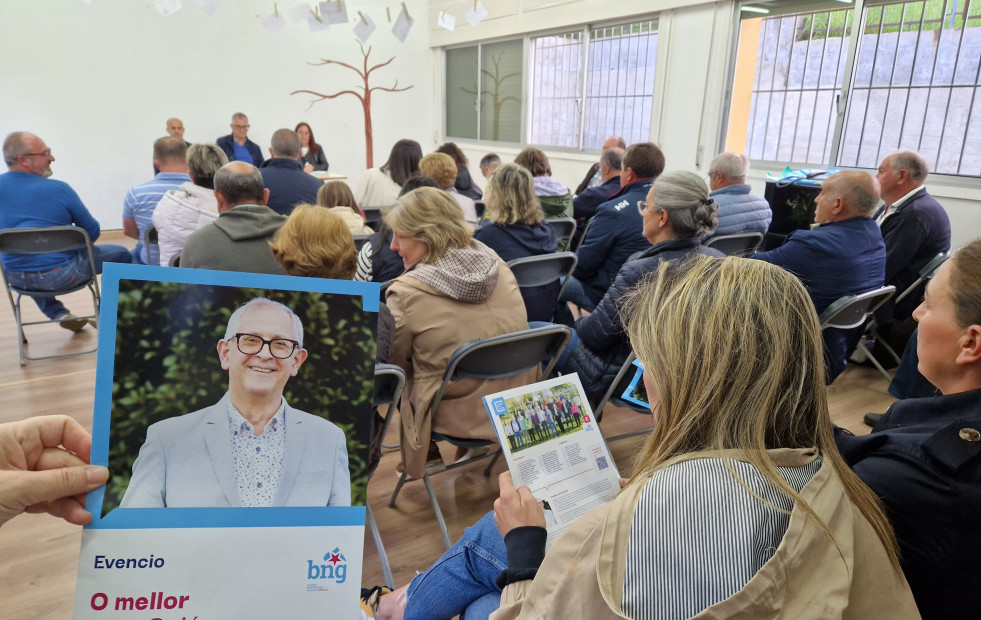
[216,112,264,167]
[181,161,287,275]
[560,142,665,311]
[258,129,322,216]
[572,147,623,228]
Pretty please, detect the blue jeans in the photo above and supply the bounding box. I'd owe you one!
[888,328,937,400]
[529,321,581,373]
[4,244,132,319]
[557,276,596,312]
[404,512,506,620]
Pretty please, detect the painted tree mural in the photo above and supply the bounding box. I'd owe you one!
[292,41,413,168]
[461,51,521,141]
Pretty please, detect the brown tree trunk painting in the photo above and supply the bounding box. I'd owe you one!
[291,41,413,169]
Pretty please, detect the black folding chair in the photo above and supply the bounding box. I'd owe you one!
[819,286,896,383]
[507,252,578,322]
[367,364,406,588]
[704,232,764,256]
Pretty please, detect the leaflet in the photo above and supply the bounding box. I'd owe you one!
[483,373,620,544]
[73,264,379,619]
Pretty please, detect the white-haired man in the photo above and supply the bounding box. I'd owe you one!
[705,151,771,241]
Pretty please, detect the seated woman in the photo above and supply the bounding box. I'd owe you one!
[295,122,329,172]
[354,139,422,208]
[384,187,532,476]
[835,236,981,620]
[474,163,558,320]
[269,203,393,364]
[419,152,479,226]
[151,143,228,266]
[316,181,373,236]
[514,147,572,218]
[373,256,916,620]
[566,170,723,406]
[355,177,440,284]
[437,141,483,201]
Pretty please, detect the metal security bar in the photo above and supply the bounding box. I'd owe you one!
[528,31,584,148]
[839,0,981,175]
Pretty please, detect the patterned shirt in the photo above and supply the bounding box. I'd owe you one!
[227,400,287,507]
[122,172,191,263]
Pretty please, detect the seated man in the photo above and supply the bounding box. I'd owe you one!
[573,135,626,195]
[259,128,322,216]
[835,237,981,620]
[704,151,771,240]
[572,147,623,226]
[121,297,350,508]
[752,170,885,382]
[874,150,951,338]
[0,132,131,331]
[561,142,665,312]
[479,153,501,179]
[216,112,264,167]
[153,117,191,174]
[123,136,191,263]
[181,161,288,274]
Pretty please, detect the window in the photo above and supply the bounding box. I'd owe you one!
[444,18,659,149]
[726,0,981,177]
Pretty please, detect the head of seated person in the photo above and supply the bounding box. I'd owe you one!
[486,163,544,226]
[641,171,719,244]
[317,181,362,216]
[269,204,356,279]
[382,139,423,186]
[418,153,459,191]
[383,187,473,271]
[186,143,228,190]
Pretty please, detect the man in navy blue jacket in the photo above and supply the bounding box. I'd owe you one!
[561,142,664,311]
[258,129,322,216]
[752,170,885,381]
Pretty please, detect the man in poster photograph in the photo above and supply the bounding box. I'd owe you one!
[120,297,350,508]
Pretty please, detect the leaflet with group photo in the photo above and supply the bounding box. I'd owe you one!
[73,263,379,619]
[483,373,621,545]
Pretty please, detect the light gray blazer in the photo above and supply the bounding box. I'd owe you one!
[119,394,350,508]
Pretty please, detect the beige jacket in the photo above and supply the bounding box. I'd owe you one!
[493,449,919,620]
[326,206,373,236]
[387,241,534,478]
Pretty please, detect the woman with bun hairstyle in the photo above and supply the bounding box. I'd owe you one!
[566,170,725,405]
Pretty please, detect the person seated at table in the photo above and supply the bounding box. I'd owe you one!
[384,187,532,476]
[316,181,372,236]
[565,171,723,406]
[295,122,329,172]
[835,236,981,620]
[368,255,915,620]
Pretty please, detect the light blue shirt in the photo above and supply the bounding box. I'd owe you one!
[227,400,287,507]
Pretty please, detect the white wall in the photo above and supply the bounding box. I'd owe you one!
[0,0,435,228]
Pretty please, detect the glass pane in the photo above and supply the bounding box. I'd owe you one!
[528,31,583,148]
[480,40,524,142]
[446,46,479,140]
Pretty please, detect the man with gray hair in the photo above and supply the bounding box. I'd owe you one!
[572,147,623,224]
[875,150,950,324]
[752,170,886,381]
[574,136,626,194]
[123,136,191,263]
[120,297,350,508]
[181,161,287,274]
[479,153,501,179]
[216,112,264,167]
[259,128,322,215]
[705,151,771,240]
[0,132,131,331]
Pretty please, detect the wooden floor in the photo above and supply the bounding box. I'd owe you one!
[0,232,897,618]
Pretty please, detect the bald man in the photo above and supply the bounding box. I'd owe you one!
[752,171,886,381]
[574,136,626,195]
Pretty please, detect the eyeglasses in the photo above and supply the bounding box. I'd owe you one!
[230,333,299,359]
[21,150,52,158]
[637,200,651,215]
[232,124,250,129]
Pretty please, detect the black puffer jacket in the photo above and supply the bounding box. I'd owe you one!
[567,238,725,409]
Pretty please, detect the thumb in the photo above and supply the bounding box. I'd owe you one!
[16,465,109,509]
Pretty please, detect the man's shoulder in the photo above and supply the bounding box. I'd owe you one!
[147,405,220,435]
[288,407,344,437]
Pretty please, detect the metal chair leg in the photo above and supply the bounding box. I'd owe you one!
[857,341,893,383]
[366,504,394,589]
[422,473,452,551]
[482,449,502,476]
[388,471,408,508]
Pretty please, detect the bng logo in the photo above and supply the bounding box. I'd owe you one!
[306,547,347,585]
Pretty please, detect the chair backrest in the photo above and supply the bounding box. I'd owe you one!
[704,232,764,256]
[353,234,371,252]
[373,363,406,408]
[0,226,93,256]
[144,226,159,265]
[169,252,181,267]
[507,252,578,322]
[474,201,486,222]
[546,217,577,247]
[894,250,950,305]
[592,351,652,419]
[362,206,385,231]
[573,216,596,251]
[818,286,896,330]
[430,324,572,415]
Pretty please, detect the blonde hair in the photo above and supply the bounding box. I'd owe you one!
[383,187,472,263]
[418,153,458,190]
[487,163,544,226]
[622,256,900,570]
[317,181,363,219]
[269,204,357,279]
